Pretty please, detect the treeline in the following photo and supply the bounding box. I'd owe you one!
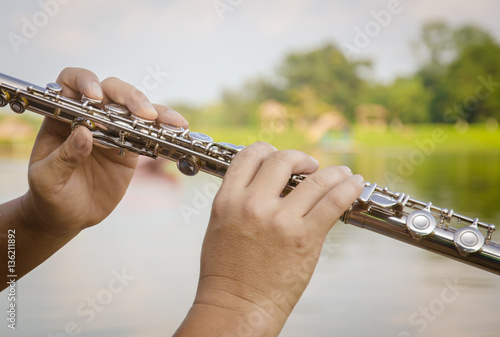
[177,21,500,126]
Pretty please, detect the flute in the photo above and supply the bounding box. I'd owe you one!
[1,72,499,275]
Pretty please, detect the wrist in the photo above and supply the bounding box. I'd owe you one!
[174,275,293,337]
[0,195,78,287]
[20,191,80,240]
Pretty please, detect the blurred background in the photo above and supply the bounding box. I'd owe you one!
[1,0,499,336]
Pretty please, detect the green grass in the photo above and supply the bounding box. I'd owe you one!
[1,120,498,158]
[199,124,500,153]
[353,124,500,152]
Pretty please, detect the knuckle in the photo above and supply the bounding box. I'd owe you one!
[211,194,228,217]
[304,174,330,191]
[235,146,259,161]
[102,76,120,84]
[27,166,40,189]
[59,67,72,76]
[268,150,315,167]
[236,142,277,163]
[326,188,352,214]
[56,146,78,167]
[56,67,79,83]
[240,195,266,221]
[129,87,146,101]
[293,230,312,250]
[269,150,295,162]
[333,165,352,178]
[271,211,288,230]
[249,141,276,153]
[270,213,311,249]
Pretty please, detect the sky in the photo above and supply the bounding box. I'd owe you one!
[1,0,499,105]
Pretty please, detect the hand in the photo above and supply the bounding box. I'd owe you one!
[21,67,188,238]
[188,142,364,334]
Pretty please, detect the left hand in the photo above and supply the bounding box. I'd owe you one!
[22,67,188,238]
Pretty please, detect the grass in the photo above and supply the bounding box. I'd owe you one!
[202,123,500,153]
[354,124,500,152]
[1,115,499,158]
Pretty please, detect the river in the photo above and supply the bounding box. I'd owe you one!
[0,149,499,337]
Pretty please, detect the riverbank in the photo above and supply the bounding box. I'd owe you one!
[0,115,498,158]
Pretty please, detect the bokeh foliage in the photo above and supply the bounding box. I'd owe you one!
[177,21,500,128]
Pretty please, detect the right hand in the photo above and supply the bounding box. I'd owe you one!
[195,142,364,332]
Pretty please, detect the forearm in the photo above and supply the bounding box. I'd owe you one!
[0,195,77,291]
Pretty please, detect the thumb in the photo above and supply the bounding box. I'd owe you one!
[44,127,93,185]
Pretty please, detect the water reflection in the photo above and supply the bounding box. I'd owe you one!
[0,151,499,337]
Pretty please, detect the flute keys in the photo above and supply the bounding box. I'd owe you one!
[218,143,245,151]
[177,155,201,176]
[189,132,213,144]
[0,90,10,107]
[160,123,186,139]
[454,219,485,256]
[131,115,155,127]
[81,95,103,105]
[160,123,184,134]
[105,103,130,117]
[406,209,436,239]
[9,97,28,114]
[219,142,238,150]
[46,82,63,95]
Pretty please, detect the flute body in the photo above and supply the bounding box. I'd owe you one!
[1,72,499,275]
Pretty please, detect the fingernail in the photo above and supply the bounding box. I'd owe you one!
[166,108,183,118]
[353,174,365,185]
[340,166,353,175]
[161,108,188,126]
[90,82,103,99]
[71,127,87,150]
[142,101,157,118]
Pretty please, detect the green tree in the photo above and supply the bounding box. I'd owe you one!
[443,40,500,122]
[277,44,369,120]
[386,77,432,123]
[415,21,500,122]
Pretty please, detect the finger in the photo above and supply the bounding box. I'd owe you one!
[154,104,189,129]
[34,126,93,187]
[282,166,353,216]
[220,142,277,192]
[248,150,319,197]
[101,77,157,121]
[29,117,71,165]
[56,67,103,101]
[304,174,365,237]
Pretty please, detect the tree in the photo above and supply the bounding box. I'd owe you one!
[277,44,369,120]
[415,21,500,122]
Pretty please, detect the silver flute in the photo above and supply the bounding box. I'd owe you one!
[1,72,499,275]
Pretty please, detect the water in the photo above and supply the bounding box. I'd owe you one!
[0,150,499,337]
